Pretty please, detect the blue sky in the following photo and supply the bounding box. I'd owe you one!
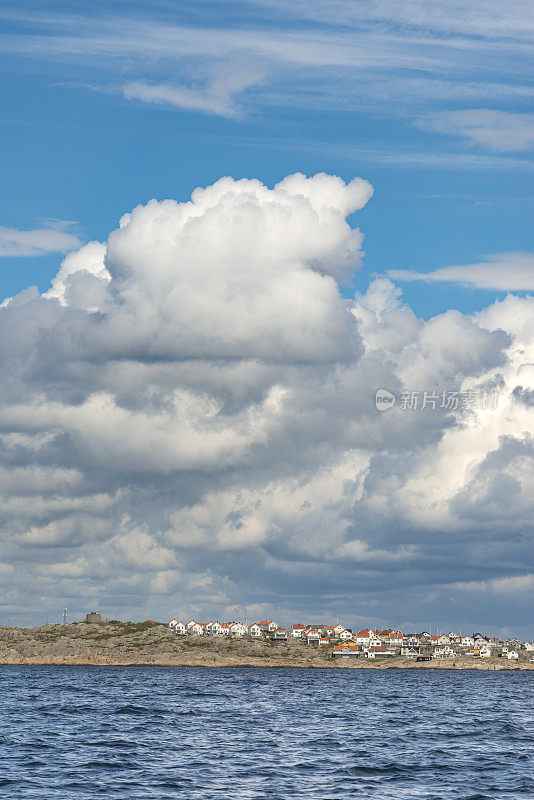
[1,1,533,631]
[1,0,533,316]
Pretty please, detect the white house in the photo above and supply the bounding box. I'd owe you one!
[524,642,534,652]
[305,629,320,645]
[259,620,277,634]
[291,624,306,638]
[333,643,359,658]
[378,629,404,645]
[460,636,475,648]
[355,629,381,649]
[272,628,289,641]
[229,622,247,637]
[507,650,519,660]
[168,619,187,635]
[188,623,204,636]
[206,622,224,635]
[247,624,263,638]
[219,623,233,635]
[433,646,455,658]
[338,629,353,641]
[366,646,396,659]
[323,626,338,638]
[479,646,492,658]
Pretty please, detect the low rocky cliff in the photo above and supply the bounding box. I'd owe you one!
[0,622,531,669]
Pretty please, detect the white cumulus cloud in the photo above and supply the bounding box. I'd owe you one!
[0,172,532,635]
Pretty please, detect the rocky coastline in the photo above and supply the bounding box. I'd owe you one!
[0,621,532,670]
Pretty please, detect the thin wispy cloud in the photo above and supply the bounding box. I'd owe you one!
[417,110,534,152]
[0,4,531,121]
[0,224,82,257]
[123,62,265,118]
[243,0,534,41]
[452,574,534,593]
[389,252,534,291]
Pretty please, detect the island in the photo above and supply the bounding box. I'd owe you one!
[0,621,532,669]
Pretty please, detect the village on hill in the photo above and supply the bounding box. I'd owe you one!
[167,619,534,662]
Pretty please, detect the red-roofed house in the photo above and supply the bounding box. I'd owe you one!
[188,623,204,636]
[304,628,320,645]
[259,620,277,634]
[229,622,247,637]
[219,623,233,635]
[272,628,289,641]
[206,622,223,635]
[168,619,187,635]
[356,629,381,648]
[333,642,360,658]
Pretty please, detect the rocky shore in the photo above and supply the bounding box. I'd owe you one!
[0,621,532,670]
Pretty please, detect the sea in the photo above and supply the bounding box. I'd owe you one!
[0,665,533,799]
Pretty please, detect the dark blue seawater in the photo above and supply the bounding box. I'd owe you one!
[0,666,533,799]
